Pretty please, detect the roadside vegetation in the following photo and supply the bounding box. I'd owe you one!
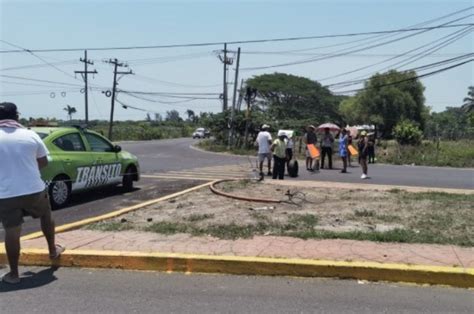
[85,182,474,247]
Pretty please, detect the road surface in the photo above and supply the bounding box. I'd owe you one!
[122,138,474,189]
[0,267,472,313]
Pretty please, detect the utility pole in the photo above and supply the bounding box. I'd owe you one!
[227,47,241,148]
[74,50,97,124]
[104,58,133,140]
[218,43,234,112]
[243,87,257,148]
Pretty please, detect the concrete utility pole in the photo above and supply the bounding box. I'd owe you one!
[104,58,133,140]
[218,43,234,112]
[74,50,97,124]
[227,47,241,148]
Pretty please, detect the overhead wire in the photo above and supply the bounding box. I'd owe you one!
[319,25,474,83]
[240,14,474,71]
[333,58,473,95]
[1,23,473,54]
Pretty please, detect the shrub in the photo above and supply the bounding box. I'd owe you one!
[393,120,423,145]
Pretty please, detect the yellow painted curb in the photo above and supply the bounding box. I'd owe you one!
[19,180,216,242]
[1,248,473,289]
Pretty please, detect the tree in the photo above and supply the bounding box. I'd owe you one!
[165,110,182,122]
[246,73,343,123]
[424,106,473,140]
[343,70,427,138]
[393,120,423,145]
[185,109,196,122]
[462,86,474,113]
[154,113,163,122]
[63,105,77,121]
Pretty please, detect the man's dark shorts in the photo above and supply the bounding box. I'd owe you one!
[0,189,51,229]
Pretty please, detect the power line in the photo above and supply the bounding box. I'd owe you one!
[0,39,79,80]
[325,52,474,89]
[333,58,474,94]
[0,74,84,87]
[319,25,473,83]
[1,23,473,54]
[132,74,221,88]
[241,15,474,71]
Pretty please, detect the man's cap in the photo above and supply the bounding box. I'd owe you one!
[0,102,18,118]
[261,124,270,129]
[360,130,368,136]
[307,125,316,130]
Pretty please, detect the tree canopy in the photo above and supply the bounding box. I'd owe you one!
[246,73,343,124]
[339,70,427,137]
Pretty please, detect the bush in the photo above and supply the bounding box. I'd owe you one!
[393,120,423,145]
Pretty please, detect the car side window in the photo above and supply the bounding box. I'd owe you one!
[84,133,113,152]
[53,133,86,152]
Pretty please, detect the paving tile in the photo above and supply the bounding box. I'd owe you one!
[19,230,474,268]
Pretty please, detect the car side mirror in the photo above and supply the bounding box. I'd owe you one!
[113,145,122,153]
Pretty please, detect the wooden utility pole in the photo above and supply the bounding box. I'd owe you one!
[227,47,241,148]
[74,50,97,124]
[104,58,133,140]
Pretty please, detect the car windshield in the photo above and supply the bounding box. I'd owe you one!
[196,128,205,132]
[36,132,48,139]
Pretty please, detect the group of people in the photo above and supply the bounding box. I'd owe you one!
[255,124,375,180]
[0,102,64,284]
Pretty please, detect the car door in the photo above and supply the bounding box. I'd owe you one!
[51,131,93,192]
[83,132,122,187]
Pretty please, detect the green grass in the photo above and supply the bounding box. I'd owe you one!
[377,139,474,168]
[85,221,133,232]
[185,213,215,222]
[354,209,376,217]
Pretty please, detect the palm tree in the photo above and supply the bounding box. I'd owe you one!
[63,105,77,121]
[462,86,474,113]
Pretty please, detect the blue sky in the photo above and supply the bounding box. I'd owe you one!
[1,0,473,121]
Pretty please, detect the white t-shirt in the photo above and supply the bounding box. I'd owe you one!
[256,131,272,154]
[0,127,49,198]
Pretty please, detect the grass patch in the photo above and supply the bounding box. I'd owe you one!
[144,222,189,234]
[185,213,215,222]
[377,139,474,168]
[85,221,133,232]
[354,209,375,217]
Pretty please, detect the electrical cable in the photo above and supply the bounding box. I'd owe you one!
[318,26,473,82]
[333,58,473,94]
[1,23,473,54]
[240,14,473,71]
[0,39,79,80]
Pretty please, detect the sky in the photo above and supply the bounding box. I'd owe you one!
[0,0,473,121]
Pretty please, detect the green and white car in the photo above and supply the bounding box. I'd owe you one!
[32,126,140,208]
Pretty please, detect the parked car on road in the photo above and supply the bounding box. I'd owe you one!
[32,126,140,208]
[192,127,210,139]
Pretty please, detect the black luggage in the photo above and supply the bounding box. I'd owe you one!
[287,159,299,177]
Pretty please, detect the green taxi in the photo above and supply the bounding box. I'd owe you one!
[31,126,140,208]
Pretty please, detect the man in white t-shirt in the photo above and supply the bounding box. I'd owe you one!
[0,102,64,284]
[255,124,272,177]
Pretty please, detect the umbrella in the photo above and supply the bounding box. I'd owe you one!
[317,123,340,132]
[347,126,358,138]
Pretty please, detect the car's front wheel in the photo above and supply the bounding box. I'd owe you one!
[122,167,135,191]
[48,175,71,209]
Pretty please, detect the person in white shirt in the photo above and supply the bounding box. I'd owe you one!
[255,124,272,177]
[0,102,64,284]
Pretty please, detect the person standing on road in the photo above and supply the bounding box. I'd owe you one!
[358,131,370,179]
[255,124,272,178]
[303,125,318,171]
[285,133,294,173]
[271,133,288,180]
[339,128,349,173]
[320,127,334,169]
[368,133,376,164]
[0,102,65,284]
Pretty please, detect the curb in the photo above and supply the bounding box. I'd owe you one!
[1,248,473,289]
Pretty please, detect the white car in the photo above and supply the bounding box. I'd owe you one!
[192,128,210,139]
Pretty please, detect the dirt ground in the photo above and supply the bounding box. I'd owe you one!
[87,180,473,246]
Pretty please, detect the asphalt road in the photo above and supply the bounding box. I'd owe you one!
[122,138,474,189]
[0,267,472,313]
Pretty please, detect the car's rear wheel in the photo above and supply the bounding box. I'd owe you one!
[122,167,135,191]
[49,175,71,209]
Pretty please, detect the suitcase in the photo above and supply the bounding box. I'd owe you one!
[287,159,299,177]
